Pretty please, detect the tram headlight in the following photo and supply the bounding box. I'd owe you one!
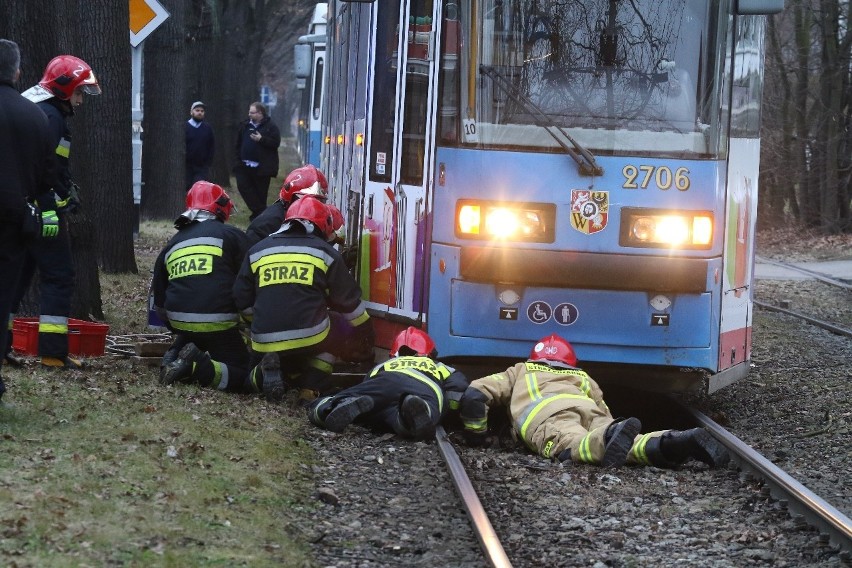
[620,208,713,249]
[456,201,554,242]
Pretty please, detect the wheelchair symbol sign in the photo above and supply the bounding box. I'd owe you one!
[526,301,552,324]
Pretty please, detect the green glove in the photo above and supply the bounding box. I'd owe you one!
[41,210,59,238]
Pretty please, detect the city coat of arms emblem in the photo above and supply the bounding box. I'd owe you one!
[570,190,609,234]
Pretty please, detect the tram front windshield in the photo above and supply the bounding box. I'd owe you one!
[441,0,729,158]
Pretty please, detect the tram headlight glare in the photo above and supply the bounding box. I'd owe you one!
[456,201,554,242]
[692,216,713,245]
[485,208,520,238]
[458,204,481,235]
[621,209,713,249]
[655,216,689,245]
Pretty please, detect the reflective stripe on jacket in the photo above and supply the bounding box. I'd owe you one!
[461,361,609,447]
[233,228,369,353]
[152,220,249,333]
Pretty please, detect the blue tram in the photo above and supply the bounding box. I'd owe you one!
[294,3,328,167]
[317,0,784,393]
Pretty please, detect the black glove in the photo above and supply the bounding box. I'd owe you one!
[55,183,82,213]
[21,202,42,241]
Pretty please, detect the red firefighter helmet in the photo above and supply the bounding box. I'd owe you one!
[285,195,333,238]
[279,165,328,203]
[186,181,234,221]
[529,334,577,367]
[39,55,101,100]
[390,327,437,357]
[327,203,345,242]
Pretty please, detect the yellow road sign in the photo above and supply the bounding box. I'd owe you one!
[130,0,170,47]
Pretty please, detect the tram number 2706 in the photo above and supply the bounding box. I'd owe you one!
[622,165,691,191]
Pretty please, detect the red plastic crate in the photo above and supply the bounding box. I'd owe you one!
[12,317,110,357]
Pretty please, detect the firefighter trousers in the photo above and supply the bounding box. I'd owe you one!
[6,215,74,359]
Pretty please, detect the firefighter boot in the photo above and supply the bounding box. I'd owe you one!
[601,417,642,468]
[158,343,183,384]
[324,396,374,433]
[4,352,24,367]
[659,428,730,468]
[260,353,284,402]
[400,395,434,439]
[160,343,202,385]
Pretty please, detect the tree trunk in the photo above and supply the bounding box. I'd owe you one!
[793,2,815,226]
[140,0,187,220]
[1,2,124,319]
[815,1,841,232]
[74,1,137,275]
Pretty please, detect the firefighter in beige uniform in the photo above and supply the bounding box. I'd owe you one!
[460,334,729,469]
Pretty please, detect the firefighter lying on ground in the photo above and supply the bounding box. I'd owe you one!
[308,327,470,439]
[233,196,374,402]
[460,333,729,469]
[153,181,251,392]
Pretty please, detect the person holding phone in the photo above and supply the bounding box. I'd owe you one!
[233,102,280,221]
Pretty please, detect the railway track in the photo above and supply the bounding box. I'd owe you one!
[434,413,852,567]
[754,256,852,338]
[306,255,851,566]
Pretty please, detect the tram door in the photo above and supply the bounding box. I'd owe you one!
[362,0,441,319]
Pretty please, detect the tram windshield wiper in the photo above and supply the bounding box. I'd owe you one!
[480,64,604,177]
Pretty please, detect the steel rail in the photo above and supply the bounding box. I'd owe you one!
[435,426,514,568]
[685,407,852,553]
[756,256,852,290]
[753,300,852,339]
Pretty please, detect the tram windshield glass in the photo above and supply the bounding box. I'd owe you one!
[438,0,731,158]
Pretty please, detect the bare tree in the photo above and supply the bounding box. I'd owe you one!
[140,0,188,220]
[73,2,137,275]
[1,1,135,318]
[761,0,851,233]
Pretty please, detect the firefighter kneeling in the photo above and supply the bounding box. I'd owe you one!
[233,196,373,401]
[460,333,729,469]
[152,181,251,392]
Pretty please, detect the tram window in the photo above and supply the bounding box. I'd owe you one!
[368,0,401,183]
[729,16,764,139]
[312,57,324,120]
[447,0,732,158]
[399,0,434,185]
[437,0,462,145]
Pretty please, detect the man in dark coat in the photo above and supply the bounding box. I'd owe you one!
[0,39,56,401]
[233,101,281,220]
[185,101,215,191]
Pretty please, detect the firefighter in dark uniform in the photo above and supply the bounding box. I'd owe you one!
[0,39,56,402]
[7,55,101,369]
[153,181,251,391]
[308,328,470,439]
[233,196,374,401]
[245,164,328,247]
[460,334,730,469]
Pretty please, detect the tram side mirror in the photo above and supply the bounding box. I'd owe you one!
[736,0,784,14]
[294,44,311,80]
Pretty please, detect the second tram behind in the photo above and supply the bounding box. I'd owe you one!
[294,3,328,167]
[316,0,784,393]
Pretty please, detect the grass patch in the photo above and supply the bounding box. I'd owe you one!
[0,145,320,566]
